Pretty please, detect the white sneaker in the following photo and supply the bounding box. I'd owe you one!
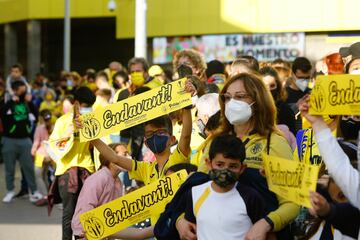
[2,191,15,203]
[29,191,43,203]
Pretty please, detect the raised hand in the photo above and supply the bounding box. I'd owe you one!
[298,95,325,125]
[309,191,331,218]
[185,79,197,97]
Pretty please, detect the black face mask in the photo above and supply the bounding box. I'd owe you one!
[340,119,360,140]
[208,168,239,188]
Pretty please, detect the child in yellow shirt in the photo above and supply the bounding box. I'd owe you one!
[39,89,57,112]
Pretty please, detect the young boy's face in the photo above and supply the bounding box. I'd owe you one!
[144,124,175,154]
[207,153,245,174]
[10,67,22,79]
[206,153,246,189]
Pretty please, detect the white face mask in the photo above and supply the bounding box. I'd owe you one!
[295,79,309,92]
[225,99,254,125]
[79,107,92,115]
[350,69,360,75]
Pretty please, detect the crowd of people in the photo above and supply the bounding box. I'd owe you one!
[0,42,360,240]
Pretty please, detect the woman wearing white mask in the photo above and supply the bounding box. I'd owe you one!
[218,73,300,240]
[176,73,300,240]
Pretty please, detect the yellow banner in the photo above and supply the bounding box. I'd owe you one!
[79,78,192,142]
[309,74,360,115]
[80,170,188,240]
[262,154,320,208]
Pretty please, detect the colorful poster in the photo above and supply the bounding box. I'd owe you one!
[44,136,73,162]
[239,33,305,61]
[309,74,360,115]
[262,154,320,208]
[153,33,305,63]
[79,78,192,142]
[80,170,188,240]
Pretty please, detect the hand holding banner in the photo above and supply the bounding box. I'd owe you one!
[79,78,192,142]
[309,74,360,115]
[262,154,320,208]
[80,170,188,240]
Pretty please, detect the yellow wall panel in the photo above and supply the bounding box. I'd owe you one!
[116,0,135,38]
[0,0,29,23]
[1,0,360,36]
[116,0,360,39]
[0,0,117,23]
[189,0,218,35]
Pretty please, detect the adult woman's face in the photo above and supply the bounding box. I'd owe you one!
[222,80,255,126]
[224,80,253,105]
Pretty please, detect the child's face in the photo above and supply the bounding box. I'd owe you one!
[206,153,246,189]
[328,180,347,203]
[10,67,22,79]
[45,93,53,101]
[207,153,245,175]
[114,145,130,157]
[144,124,175,154]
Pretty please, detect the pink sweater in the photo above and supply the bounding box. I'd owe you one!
[71,167,123,236]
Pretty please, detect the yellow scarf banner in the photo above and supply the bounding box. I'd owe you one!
[79,78,192,142]
[262,154,320,208]
[310,74,360,115]
[294,129,322,165]
[80,170,188,240]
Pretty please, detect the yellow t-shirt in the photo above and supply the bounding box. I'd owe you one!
[129,146,189,185]
[39,100,57,112]
[49,113,95,176]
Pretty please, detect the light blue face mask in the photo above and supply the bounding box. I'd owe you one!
[79,107,92,115]
[295,78,309,92]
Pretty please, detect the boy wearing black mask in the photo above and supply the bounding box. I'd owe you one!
[1,80,42,203]
[184,134,267,240]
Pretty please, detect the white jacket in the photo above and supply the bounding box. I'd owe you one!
[315,128,360,240]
